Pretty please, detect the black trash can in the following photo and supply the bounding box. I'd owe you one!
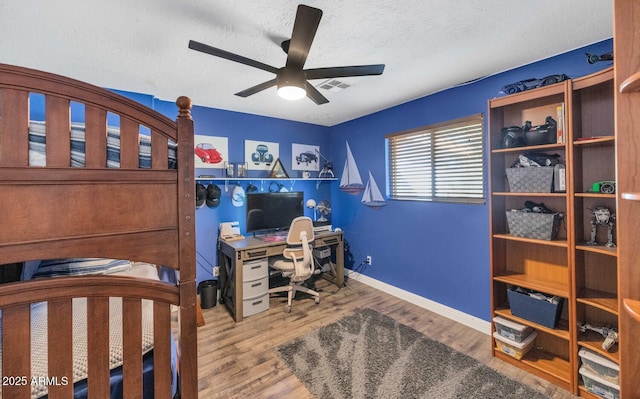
[198,280,218,309]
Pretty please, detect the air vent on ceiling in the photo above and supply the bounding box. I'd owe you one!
[316,79,352,92]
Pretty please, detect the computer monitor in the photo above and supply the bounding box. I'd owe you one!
[245,191,304,234]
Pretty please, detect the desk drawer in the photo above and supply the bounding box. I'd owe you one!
[243,258,268,281]
[243,293,269,317]
[316,235,341,246]
[242,245,285,260]
[243,276,269,299]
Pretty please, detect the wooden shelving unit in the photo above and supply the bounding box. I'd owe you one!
[489,67,617,396]
[615,2,640,396]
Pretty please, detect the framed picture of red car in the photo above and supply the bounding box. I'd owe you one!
[194,135,228,168]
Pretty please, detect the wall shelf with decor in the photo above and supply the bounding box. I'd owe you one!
[195,177,338,191]
[195,177,338,182]
[489,67,618,396]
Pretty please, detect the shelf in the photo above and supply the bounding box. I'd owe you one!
[493,272,569,298]
[494,308,570,340]
[619,70,640,93]
[492,192,566,197]
[494,349,572,390]
[575,244,617,257]
[573,136,615,147]
[490,83,566,107]
[622,298,640,322]
[195,177,338,182]
[493,234,568,248]
[578,386,603,399]
[575,193,616,199]
[578,289,619,315]
[195,176,338,190]
[491,143,566,154]
[621,192,640,201]
[573,67,614,90]
[578,334,619,364]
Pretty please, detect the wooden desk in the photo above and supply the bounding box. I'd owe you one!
[217,231,344,321]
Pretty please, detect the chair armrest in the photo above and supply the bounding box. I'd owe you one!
[283,247,304,260]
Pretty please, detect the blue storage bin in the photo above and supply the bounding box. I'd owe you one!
[507,287,564,329]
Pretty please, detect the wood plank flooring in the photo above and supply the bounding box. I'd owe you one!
[195,276,579,399]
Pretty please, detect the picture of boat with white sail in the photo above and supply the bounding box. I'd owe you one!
[362,171,387,208]
[340,141,364,195]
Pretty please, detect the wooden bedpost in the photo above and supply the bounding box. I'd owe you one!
[175,96,199,398]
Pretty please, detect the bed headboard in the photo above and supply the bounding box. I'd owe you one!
[0,63,198,398]
[0,63,195,279]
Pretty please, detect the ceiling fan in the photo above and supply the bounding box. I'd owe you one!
[188,4,385,104]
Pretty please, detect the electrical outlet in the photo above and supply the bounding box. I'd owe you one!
[213,266,220,277]
[366,256,372,265]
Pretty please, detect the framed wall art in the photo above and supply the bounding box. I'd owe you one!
[194,135,228,169]
[245,139,279,170]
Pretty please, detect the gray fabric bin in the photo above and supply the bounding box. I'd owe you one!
[506,167,554,193]
[506,210,563,240]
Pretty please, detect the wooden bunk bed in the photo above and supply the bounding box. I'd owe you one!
[0,63,198,398]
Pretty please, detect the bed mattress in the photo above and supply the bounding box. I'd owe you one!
[0,261,174,399]
[28,120,177,169]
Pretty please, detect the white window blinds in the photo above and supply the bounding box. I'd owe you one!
[386,113,485,203]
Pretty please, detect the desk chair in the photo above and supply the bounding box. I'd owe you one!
[269,216,320,313]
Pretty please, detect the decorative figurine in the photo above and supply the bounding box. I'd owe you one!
[587,206,616,247]
[585,51,613,64]
[315,149,334,178]
[579,323,619,351]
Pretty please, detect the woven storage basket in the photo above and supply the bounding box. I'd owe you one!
[506,166,554,193]
[506,210,562,240]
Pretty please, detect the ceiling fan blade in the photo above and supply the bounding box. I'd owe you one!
[285,5,323,70]
[188,40,279,74]
[235,79,277,97]
[304,64,386,80]
[305,84,329,105]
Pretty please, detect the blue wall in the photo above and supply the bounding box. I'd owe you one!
[126,39,612,321]
[327,39,612,320]
[150,103,332,280]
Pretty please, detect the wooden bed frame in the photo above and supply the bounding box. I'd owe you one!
[0,63,197,398]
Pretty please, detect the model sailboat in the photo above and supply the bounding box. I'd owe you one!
[340,141,364,195]
[362,171,387,208]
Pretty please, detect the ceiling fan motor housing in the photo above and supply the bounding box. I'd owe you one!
[277,68,307,90]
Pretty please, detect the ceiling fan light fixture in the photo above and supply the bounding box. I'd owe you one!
[278,84,306,100]
[277,69,307,101]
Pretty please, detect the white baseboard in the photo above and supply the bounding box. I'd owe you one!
[345,269,491,335]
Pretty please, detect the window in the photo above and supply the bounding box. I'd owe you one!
[385,113,485,203]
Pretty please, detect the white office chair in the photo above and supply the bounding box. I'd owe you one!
[269,216,320,313]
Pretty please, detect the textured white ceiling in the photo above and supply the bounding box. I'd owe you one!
[0,0,612,126]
